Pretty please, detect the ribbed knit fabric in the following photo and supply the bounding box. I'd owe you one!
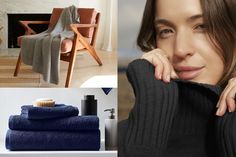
[119,59,236,157]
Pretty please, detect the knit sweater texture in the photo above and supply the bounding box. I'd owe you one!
[119,59,236,157]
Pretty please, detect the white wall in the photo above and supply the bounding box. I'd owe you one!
[0,88,117,142]
[79,0,117,50]
[0,0,117,50]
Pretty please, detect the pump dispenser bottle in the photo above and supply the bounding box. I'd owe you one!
[104,108,117,150]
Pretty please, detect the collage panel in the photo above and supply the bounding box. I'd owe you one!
[0,0,236,156]
[118,0,236,157]
[0,0,117,88]
[0,88,117,156]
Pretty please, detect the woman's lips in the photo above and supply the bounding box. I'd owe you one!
[175,66,204,80]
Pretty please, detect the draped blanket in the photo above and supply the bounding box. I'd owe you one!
[21,5,80,84]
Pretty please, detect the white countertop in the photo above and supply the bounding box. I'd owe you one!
[0,139,117,157]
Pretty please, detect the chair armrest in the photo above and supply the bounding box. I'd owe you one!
[70,24,96,53]
[70,24,98,29]
[70,24,98,38]
[19,20,50,35]
[70,24,88,43]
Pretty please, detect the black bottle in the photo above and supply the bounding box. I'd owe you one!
[81,95,97,115]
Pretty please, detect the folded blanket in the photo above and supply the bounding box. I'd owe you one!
[21,104,79,119]
[6,129,100,150]
[9,115,99,131]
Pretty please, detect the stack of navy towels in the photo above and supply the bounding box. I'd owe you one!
[6,104,100,150]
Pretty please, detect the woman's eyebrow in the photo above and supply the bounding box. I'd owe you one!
[154,18,175,28]
[154,14,203,27]
[186,14,203,22]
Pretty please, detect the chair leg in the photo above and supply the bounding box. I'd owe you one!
[65,53,77,88]
[14,51,22,76]
[78,36,102,66]
[80,39,102,66]
[87,46,102,66]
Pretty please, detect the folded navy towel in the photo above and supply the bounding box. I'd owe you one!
[21,104,79,119]
[9,115,99,131]
[6,129,100,150]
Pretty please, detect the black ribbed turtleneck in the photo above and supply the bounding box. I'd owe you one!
[119,59,236,157]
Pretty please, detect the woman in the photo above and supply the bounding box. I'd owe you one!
[138,0,236,116]
[119,0,236,156]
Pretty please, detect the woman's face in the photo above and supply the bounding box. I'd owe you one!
[155,0,224,85]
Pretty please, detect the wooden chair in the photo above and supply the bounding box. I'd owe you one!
[14,8,102,87]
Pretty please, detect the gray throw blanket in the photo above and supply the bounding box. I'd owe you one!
[21,5,80,84]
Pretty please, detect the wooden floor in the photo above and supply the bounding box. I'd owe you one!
[0,48,117,88]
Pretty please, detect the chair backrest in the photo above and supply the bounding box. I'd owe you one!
[49,8,98,40]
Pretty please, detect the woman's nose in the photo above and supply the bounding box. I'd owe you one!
[173,30,195,59]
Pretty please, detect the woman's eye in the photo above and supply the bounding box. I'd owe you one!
[158,29,174,38]
[194,24,206,31]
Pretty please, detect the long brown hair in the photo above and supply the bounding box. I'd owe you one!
[137,0,236,87]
